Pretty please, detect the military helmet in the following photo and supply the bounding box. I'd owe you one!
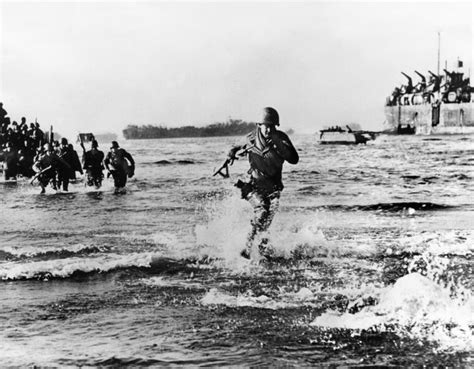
[261,107,279,126]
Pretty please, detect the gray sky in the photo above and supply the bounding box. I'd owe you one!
[0,1,472,139]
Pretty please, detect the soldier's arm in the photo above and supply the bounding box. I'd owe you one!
[124,150,135,167]
[270,131,299,164]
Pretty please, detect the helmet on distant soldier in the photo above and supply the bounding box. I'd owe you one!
[91,139,98,148]
[61,138,68,145]
[110,141,119,149]
[261,107,279,126]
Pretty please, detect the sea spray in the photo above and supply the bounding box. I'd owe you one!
[311,249,474,352]
[194,190,253,260]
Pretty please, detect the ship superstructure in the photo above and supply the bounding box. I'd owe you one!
[384,68,474,134]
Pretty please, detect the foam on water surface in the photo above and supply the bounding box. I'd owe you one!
[311,271,473,352]
[0,252,155,280]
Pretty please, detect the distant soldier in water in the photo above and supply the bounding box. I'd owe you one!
[67,143,83,181]
[32,143,70,194]
[104,141,135,194]
[226,107,299,259]
[57,138,75,191]
[82,139,105,189]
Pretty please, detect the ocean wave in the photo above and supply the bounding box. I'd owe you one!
[319,202,455,212]
[201,286,321,310]
[138,276,205,289]
[0,253,226,281]
[0,253,155,281]
[145,159,197,166]
[394,230,474,257]
[0,244,109,261]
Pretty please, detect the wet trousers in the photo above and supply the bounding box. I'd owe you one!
[246,189,281,249]
[38,169,57,190]
[57,171,69,191]
[86,168,104,188]
[111,168,127,188]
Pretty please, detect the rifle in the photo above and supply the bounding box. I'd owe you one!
[212,145,254,178]
[79,134,86,154]
[213,158,231,178]
[30,165,52,185]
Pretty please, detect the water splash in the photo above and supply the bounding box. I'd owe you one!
[194,190,252,260]
[311,251,473,353]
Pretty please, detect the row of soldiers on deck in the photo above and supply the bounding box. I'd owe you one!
[387,69,472,106]
[0,102,135,194]
[0,103,46,173]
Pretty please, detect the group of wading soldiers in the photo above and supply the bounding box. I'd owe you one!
[2,103,299,259]
[0,102,135,194]
[32,138,135,194]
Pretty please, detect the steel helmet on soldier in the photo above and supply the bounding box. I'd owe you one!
[261,107,279,126]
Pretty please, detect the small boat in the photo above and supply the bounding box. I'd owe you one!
[319,125,377,145]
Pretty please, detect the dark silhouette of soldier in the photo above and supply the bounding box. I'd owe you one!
[227,107,299,259]
[82,139,105,189]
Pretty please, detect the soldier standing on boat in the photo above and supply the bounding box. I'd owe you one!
[1,142,19,180]
[82,139,105,189]
[0,102,8,125]
[226,107,299,259]
[104,141,135,194]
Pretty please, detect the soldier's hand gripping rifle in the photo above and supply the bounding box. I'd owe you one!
[30,165,52,185]
[212,145,253,178]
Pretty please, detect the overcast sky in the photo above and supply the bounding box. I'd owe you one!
[0,1,472,139]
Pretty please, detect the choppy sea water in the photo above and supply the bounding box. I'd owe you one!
[0,134,473,366]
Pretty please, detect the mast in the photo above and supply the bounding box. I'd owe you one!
[437,32,440,76]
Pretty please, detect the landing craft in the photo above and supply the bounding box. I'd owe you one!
[385,68,474,134]
[319,125,378,144]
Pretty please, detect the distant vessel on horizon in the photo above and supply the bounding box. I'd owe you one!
[319,125,377,145]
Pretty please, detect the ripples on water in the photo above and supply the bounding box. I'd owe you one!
[0,134,473,366]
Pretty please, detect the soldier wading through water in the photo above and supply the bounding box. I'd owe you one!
[104,141,135,194]
[226,107,299,259]
[81,139,105,189]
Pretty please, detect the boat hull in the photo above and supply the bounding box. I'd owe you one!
[384,101,474,134]
[319,131,371,144]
